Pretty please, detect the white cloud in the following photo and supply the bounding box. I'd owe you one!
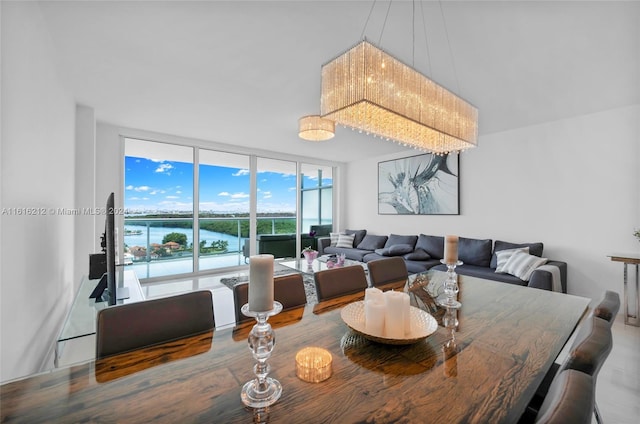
[231,192,249,199]
[155,163,174,174]
[218,192,230,197]
[166,195,180,199]
[233,169,250,177]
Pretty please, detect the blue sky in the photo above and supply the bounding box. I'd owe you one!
[124,156,309,214]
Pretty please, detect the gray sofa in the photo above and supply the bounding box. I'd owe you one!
[318,231,567,292]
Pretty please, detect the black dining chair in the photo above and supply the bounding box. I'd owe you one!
[233,273,307,323]
[367,256,409,287]
[534,369,595,424]
[314,265,369,302]
[96,290,214,359]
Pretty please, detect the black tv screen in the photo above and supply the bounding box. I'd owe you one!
[89,192,117,306]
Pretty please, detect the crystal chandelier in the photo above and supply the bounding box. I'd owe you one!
[298,115,335,141]
[320,40,477,154]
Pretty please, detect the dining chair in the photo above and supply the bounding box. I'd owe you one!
[314,265,368,302]
[527,313,613,424]
[96,290,214,359]
[593,290,620,326]
[367,257,409,288]
[534,369,594,424]
[233,273,307,323]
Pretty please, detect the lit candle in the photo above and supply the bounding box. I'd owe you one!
[444,235,459,264]
[248,254,274,312]
[295,347,333,383]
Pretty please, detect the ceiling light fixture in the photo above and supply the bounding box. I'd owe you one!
[298,115,335,141]
[319,1,478,154]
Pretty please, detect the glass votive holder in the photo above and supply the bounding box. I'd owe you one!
[295,347,332,383]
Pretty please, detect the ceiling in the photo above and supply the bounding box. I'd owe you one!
[35,0,639,162]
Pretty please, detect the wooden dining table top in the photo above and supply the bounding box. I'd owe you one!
[1,272,591,424]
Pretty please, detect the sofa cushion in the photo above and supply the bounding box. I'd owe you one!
[458,237,493,267]
[374,244,414,257]
[345,229,367,247]
[494,247,529,273]
[415,234,444,259]
[357,234,388,250]
[325,246,372,262]
[490,240,544,268]
[385,234,418,249]
[503,250,548,281]
[329,232,342,246]
[404,248,430,261]
[336,233,356,248]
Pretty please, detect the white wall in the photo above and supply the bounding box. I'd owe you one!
[344,105,639,301]
[0,2,77,382]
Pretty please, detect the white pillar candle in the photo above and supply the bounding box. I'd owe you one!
[444,235,459,264]
[403,293,412,336]
[248,254,274,312]
[364,299,386,337]
[365,287,384,303]
[384,290,408,339]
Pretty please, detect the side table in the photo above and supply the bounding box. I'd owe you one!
[608,253,640,326]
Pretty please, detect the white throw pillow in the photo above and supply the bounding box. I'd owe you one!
[336,233,355,249]
[503,250,548,281]
[329,232,342,247]
[494,247,530,273]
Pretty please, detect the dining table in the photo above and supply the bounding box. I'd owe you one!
[0,270,591,423]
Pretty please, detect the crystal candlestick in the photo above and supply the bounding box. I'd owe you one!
[240,301,283,408]
[438,260,462,309]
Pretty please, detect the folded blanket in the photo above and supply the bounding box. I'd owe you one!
[536,264,562,292]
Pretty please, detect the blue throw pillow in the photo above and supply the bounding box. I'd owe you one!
[357,234,388,250]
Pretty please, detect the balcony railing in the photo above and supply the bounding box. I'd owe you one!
[123,216,298,279]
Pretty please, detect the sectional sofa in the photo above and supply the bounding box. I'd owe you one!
[318,230,567,293]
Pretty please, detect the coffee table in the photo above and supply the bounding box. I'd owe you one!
[279,257,367,277]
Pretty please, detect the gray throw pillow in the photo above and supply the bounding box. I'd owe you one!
[385,234,418,249]
[357,234,388,250]
[404,248,431,261]
[345,229,367,247]
[375,244,414,256]
[458,237,493,267]
[415,234,444,259]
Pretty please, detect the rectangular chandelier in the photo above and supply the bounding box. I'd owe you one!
[320,40,478,154]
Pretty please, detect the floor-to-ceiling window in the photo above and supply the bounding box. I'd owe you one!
[123,137,333,280]
[124,139,195,278]
[198,150,250,271]
[301,163,333,233]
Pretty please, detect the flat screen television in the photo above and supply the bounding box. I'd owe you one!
[89,192,127,305]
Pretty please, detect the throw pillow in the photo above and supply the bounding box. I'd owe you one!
[384,234,418,249]
[357,234,388,250]
[329,232,342,247]
[336,233,356,249]
[490,240,544,268]
[415,234,444,259]
[404,248,431,261]
[374,244,414,256]
[503,250,548,281]
[494,247,530,273]
[458,237,493,267]
[345,229,367,247]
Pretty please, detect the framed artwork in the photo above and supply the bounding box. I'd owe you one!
[378,153,459,215]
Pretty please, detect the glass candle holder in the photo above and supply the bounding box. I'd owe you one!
[438,260,462,309]
[295,347,333,383]
[240,301,283,408]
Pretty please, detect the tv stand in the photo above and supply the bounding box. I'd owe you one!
[89,274,131,303]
